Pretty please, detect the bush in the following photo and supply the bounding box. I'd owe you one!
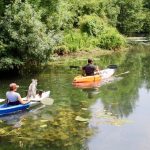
[63,27,126,52]
[79,15,107,36]
[143,11,150,34]
[0,1,60,72]
[64,30,98,52]
[97,28,126,50]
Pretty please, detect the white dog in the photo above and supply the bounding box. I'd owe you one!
[27,79,37,98]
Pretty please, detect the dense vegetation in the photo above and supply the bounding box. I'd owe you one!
[0,0,150,72]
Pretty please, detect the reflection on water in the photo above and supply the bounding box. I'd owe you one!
[89,99,130,130]
[88,85,150,150]
[0,104,45,127]
[79,76,122,99]
[0,45,150,149]
[73,76,123,89]
[0,111,28,125]
[82,88,100,99]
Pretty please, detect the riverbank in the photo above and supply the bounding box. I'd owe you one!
[49,36,150,66]
[49,48,129,65]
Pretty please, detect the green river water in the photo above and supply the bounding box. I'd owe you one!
[0,45,150,150]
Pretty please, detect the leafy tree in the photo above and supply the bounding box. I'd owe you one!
[103,0,120,27]
[0,0,59,72]
[79,15,107,36]
[143,11,150,34]
[142,0,150,34]
[143,0,150,9]
[117,0,145,35]
[0,0,4,16]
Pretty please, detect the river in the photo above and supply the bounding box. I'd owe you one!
[0,45,150,150]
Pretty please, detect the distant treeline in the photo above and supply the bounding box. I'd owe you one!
[0,0,150,72]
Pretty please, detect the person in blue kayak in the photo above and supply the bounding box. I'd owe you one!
[82,58,99,76]
[6,83,30,105]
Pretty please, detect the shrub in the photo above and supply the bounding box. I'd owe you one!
[143,11,150,34]
[97,28,126,50]
[64,30,98,52]
[0,1,60,72]
[79,15,107,36]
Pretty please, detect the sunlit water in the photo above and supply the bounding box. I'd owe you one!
[88,85,150,150]
[0,45,150,150]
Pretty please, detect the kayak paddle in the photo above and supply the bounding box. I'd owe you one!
[115,71,130,77]
[31,97,54,105]
[0,99,5,103]
[0,97,54,105]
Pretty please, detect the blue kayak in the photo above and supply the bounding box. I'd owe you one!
[0,91,50,116]
[0,103,30,116]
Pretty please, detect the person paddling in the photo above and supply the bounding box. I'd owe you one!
[6,83,30,105]
[82,59,99,76]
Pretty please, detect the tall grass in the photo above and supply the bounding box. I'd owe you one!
[64,30,98,52]
[54,27,126,54]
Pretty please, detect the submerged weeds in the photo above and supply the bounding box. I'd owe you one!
[0,106,92,149]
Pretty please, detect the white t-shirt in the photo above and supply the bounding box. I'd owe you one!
[6,91,20,102]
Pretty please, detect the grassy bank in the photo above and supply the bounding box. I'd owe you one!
[49,47,129,67]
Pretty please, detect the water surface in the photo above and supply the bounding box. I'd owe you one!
[0,45,150,150]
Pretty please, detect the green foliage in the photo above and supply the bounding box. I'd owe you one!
[63,30,98,52]
[20,0,150,36]
[0,0,59,72]
[143,11,150,34]
[0,57,23,70]
[143,0,150,9]
[0,41,23,70]
[0,41,7,57]
[37,0,77,30]
[78,0,101,15]
[0,0,4,16]
[2,0,150,72]
[60,27,125,52]
[79,15,107,36]
[0,0,14,16]
[97,28,126,50]
[117,0,145,35]
[77,0,119,24]
[103,0,120,27]
[0,106,91,149]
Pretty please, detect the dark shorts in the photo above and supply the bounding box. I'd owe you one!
[8,101,21,105]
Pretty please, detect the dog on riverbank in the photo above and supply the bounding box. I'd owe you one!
[27,79,37,98]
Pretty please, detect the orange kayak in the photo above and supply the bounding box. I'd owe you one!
[73,68,116,83]
[73,75,101,83]
[73,81,100,89]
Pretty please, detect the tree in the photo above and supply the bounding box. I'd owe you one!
[143,0,150,9]
[142,0,150,34]
[0,0,14,16]
[0,0,58,72]
[117,0,145,35]
[143,11,150,34]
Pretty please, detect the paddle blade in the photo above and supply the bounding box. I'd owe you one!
[41,98,54,105]
[115,71,130,77]
[107,64,118,69]
[0,99,5,103]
